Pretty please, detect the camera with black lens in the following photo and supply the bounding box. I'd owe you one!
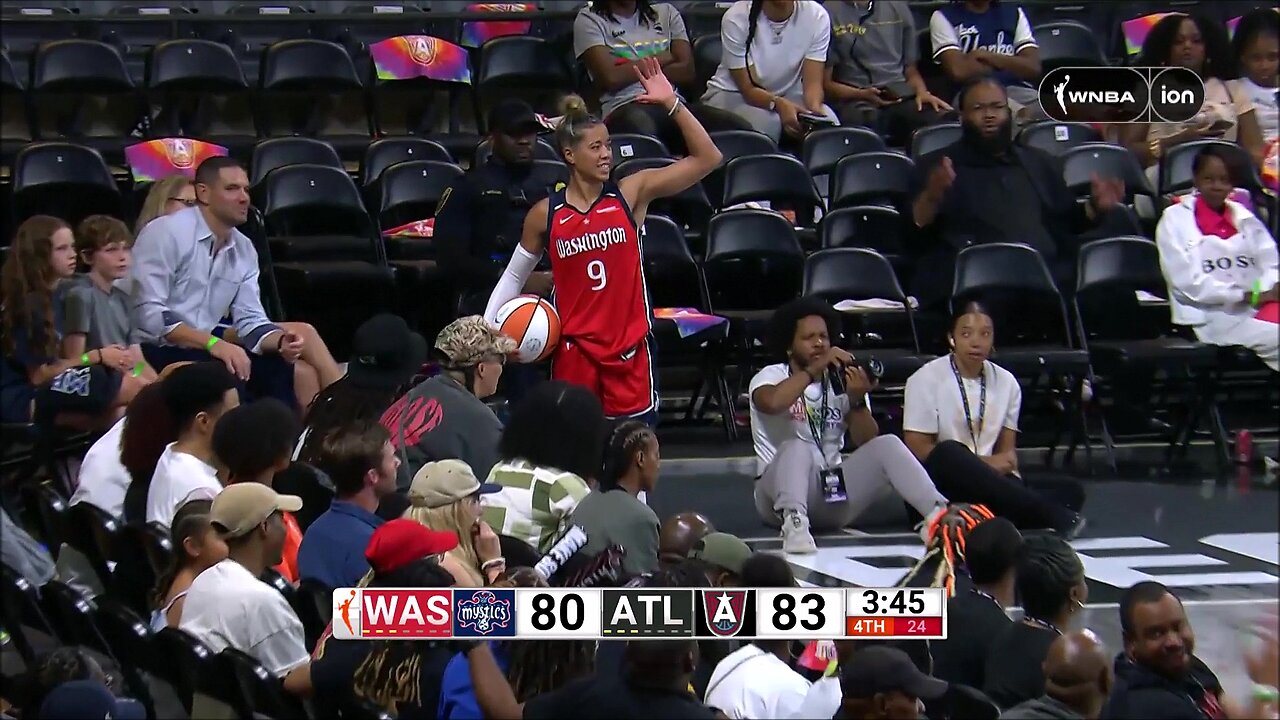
[828,357,884,394]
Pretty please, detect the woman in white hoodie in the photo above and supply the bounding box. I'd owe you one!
[1155,145,1279,371]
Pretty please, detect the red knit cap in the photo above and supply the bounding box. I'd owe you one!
[364,519,459,575]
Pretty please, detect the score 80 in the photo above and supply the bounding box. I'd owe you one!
[516,589,604,639]
[756,588,845,638]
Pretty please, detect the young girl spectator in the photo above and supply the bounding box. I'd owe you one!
[404,459,505,587]
[481,381,605,554]
[568,419,661,576]
[1155,146,1278,371]
[1,216,143,427]
[574,0,748,153]
[902,300,1084,535]
[64,215,156,383]
[213,398,305,583]
[150,498,228,631]
[702,0,839,143]
[1229,10,1279,147]
[1121,13,1267,176]
[749,298,949,554]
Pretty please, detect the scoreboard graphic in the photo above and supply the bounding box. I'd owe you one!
[331,587,947,640]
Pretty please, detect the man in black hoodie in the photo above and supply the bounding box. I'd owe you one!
[1101,582,1227,720]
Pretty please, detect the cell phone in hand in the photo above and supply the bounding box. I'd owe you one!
[798,111,837,127]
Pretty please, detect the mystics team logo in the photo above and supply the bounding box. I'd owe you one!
[454,589,516,637]
[701,590,748,638]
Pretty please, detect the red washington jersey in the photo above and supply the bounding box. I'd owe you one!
[545,180,651,362]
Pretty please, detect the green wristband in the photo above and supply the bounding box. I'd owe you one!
[131,362,145,378]
[1251,280,1263,308]
[206,336,220,351]
[80,352,91,366]
[1253,684,1279,703]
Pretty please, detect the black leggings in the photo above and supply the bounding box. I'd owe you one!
[924,440,1081,532]
[605,101,752,156]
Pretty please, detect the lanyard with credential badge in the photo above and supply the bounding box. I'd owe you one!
[949,355,986,453]
[798,369,830,468]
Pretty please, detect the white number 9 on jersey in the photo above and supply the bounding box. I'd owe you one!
[587,260,607,291]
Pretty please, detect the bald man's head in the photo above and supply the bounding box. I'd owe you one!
[1042,630,1112,719]
[658,512,714,563]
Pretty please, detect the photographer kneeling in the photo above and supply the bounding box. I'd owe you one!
[750,298,950,554]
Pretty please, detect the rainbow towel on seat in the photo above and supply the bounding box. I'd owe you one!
[370,35,470,83]
[382,218,435,238]
[1122,12,1179,56]
[461,3,535,48]
[125,138,228,182]
[652,308,727,338]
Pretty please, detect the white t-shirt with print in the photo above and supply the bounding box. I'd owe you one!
[146,443,222,529]
[70,416,129,518]
[179,559,309,678]
[707,0,831,99]
[573,3,689,117]
[749,363,871,476]
[1231,76,1278,145]
[704,644,812,720]
[903,355,1021,457]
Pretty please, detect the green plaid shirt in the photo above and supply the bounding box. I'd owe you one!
[481,459,591,553]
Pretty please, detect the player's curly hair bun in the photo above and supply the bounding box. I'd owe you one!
[554,94,602,154]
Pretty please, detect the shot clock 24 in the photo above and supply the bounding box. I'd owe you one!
[844,588,947,639]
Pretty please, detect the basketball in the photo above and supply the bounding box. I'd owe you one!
[495,296,561,363]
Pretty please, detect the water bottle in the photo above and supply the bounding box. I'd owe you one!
[1234,430,1254,494]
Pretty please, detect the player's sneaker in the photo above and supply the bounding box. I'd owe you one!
[782,510,817,554]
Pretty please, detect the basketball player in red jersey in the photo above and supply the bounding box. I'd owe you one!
[485,58,722,420]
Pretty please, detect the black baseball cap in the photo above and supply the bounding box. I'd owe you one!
[840,646,949,700]
[347,313,428,390]
[488,99,543,137]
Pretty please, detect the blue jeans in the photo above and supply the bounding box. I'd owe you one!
[142,343,297,410]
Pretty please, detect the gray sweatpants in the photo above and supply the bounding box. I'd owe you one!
[754,435,948,532]
[701,87,839,144]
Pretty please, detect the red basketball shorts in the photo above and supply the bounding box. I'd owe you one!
[552,338,656,418]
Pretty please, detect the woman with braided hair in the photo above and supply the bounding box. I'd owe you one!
[568,419,662,576]
[983,533,1088,709]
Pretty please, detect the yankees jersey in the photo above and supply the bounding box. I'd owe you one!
[545,180,652,362]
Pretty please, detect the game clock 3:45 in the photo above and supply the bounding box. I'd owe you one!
[854,588,932,616]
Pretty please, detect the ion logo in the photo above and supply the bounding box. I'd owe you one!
[1150,67,1206,123]
[1038,67,1204,124]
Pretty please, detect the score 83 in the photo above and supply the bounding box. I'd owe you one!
[757,588,845,638]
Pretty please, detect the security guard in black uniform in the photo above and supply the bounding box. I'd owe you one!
[435,99,556,316]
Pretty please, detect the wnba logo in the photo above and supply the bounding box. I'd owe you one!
[1039,67,1203,124]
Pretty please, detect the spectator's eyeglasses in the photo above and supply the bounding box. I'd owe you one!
[169,197,197,207]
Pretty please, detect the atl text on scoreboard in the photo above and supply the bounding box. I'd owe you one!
[331,587,947,640]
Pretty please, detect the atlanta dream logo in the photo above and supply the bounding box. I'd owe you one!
[1039,67,1203,124]
[701,590,748,638]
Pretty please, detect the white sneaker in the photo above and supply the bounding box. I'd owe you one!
[782,511,817,554]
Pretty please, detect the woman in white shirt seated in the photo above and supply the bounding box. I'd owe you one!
[902,301,1084,536]
[1155,146,1279,371]
[749,298,949,555]
[1229,11,1278,160]
[702,0,839,144]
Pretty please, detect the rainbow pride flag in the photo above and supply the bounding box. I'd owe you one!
[461,3,535,48]
[653,307,727,338]
[125,138,227,182]
[1122,12,1182,56]
[370,35,471,83]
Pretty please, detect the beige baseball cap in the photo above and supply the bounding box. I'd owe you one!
[210,483,303,538]
[407,459,502,509]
